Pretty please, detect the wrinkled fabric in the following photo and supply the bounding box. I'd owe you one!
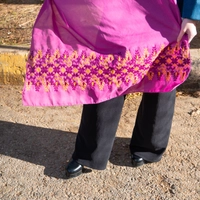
[23,0,190,106]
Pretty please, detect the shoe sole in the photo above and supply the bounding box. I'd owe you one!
[131,160,145,167]
[65,169,83,179]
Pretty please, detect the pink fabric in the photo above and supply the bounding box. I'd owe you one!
[23,0,190,106]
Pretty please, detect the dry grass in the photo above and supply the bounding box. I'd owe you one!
[0,3,41,46]
[0,2,200,48]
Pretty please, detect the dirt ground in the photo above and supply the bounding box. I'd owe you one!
[0,3,41,46]
[0,3,200,48]
[0,85,200,200]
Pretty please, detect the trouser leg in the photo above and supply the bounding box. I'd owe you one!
[72,96,125,170]
[130,90,176,162]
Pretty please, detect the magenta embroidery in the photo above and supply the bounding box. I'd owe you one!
[25,42,190,93]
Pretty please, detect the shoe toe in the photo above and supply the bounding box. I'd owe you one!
[131,154,145,167]
[65,160,83,178]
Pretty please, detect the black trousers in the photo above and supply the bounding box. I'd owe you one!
[72,90,176,170]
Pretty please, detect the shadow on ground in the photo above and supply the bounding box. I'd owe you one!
[190,21,200,49]
[0,121,75,179]
[177,58,200,97]
[0,121,133,179]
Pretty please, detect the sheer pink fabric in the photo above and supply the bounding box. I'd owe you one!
[23,0,190,106]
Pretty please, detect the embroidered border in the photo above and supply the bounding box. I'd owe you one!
[25,42,190,92]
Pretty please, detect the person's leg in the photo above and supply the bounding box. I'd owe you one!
[72,95,125,170]
[130,90,176,163]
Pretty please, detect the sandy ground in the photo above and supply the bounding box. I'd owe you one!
[0,85,200,200]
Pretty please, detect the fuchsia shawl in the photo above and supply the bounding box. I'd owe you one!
[23,0,190,106]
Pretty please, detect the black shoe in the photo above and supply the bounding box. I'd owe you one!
[131,154,145,167]
[65,160,83,179]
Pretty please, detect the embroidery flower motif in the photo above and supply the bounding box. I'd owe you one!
[25,42,190,92]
